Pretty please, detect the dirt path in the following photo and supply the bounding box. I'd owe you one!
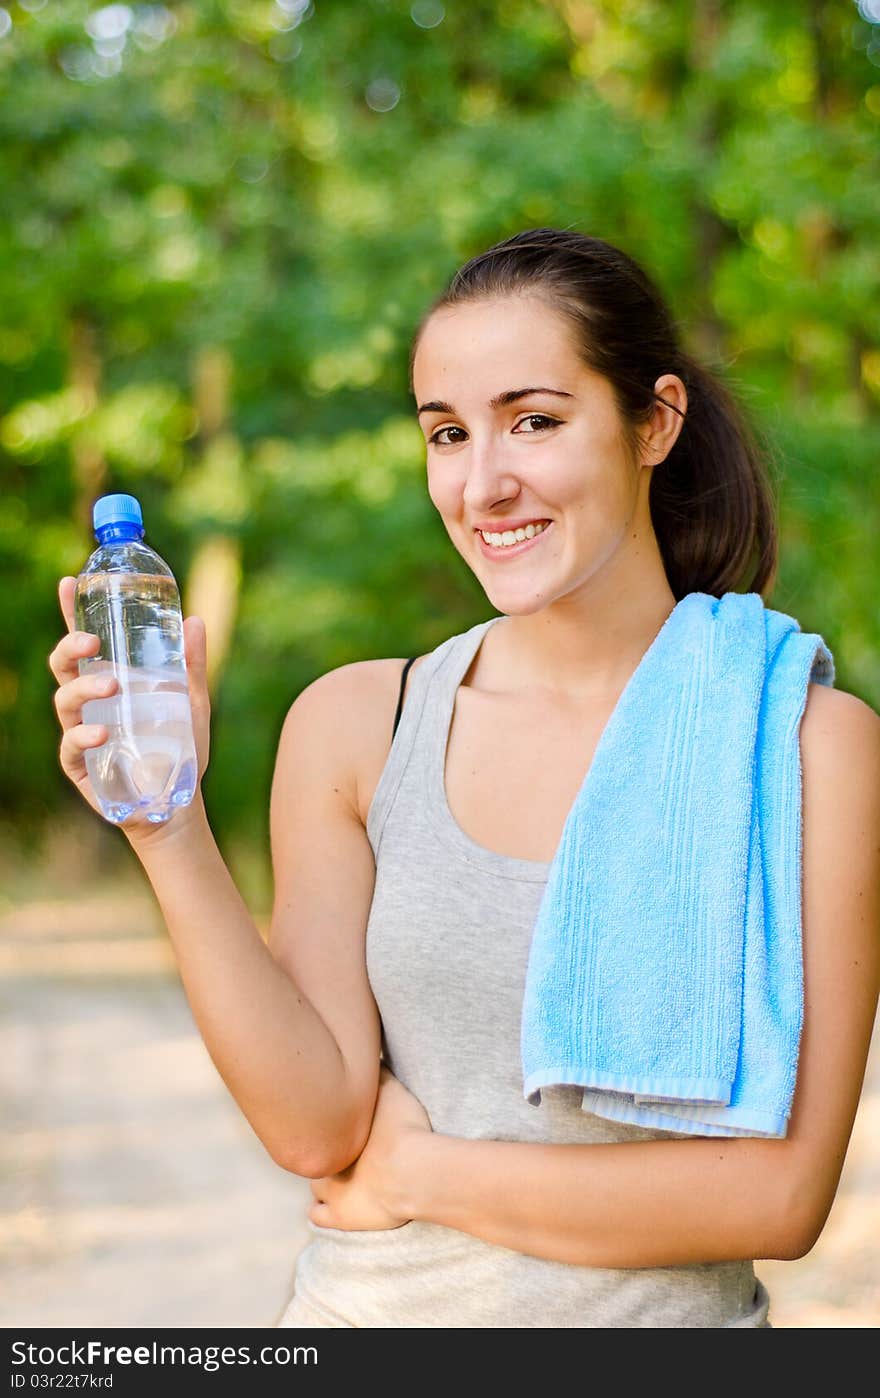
[2,891,877,1328]
[0,892,308,1328]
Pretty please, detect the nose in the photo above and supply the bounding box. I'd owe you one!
[461,435,521,514]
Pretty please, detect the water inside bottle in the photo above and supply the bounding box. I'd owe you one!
[75,572,198,824]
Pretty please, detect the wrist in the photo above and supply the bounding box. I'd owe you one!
[393,1127,450,1224]
[121,788,210,858]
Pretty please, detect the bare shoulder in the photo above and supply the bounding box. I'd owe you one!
[800,681,880,765]
[281,653,430,827]
[799,681,880,883]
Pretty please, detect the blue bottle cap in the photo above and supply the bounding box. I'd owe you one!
[93,493,144,536]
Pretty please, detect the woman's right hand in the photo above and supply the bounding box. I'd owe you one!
[48,575,212,837]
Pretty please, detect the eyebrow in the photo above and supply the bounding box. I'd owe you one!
[416,387,575,417]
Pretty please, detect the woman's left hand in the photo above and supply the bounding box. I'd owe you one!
[308,1065,433,1231]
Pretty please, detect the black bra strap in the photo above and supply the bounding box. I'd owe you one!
[392,657,417,740]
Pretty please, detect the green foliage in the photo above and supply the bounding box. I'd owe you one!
[2,0,878,870]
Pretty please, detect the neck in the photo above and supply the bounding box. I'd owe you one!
[489,560,678,705]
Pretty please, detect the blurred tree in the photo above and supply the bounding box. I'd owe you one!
[1,0,877,889]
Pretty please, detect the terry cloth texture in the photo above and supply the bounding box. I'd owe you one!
[521,590,835,1138]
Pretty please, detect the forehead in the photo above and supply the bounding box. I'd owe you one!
[413,295,585,392]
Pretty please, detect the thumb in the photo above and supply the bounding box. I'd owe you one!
[183,615,208,690]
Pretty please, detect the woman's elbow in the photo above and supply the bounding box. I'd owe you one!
[772,1186,829,1262]
[775,1210,826,1262]
[271,1110,373,1179]
[268,1125,360,1177]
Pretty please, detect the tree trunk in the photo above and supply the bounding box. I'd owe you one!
[182,346,243,694]
[68,312,106,536]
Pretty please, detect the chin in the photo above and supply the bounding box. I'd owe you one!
[480,589,551,618]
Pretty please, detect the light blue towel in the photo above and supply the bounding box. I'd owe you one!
[520,590,835,1138]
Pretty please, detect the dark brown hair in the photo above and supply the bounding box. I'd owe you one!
[408,227,778,600]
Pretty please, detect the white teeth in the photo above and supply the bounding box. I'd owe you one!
[480,520,549,548]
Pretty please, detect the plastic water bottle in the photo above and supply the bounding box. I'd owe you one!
[74,493,198,825]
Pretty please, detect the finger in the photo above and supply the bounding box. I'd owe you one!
[48,629,101,685]
[58,576,78,633]
[59,721,108,773]
[307,1202,334,1229]
[53,671,118,729]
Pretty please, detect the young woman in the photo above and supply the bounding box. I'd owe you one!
[50,228,880,1328]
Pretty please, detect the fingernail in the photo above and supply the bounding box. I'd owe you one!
[96,676,114,693]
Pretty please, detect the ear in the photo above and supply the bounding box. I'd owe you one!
[643,374,688,467]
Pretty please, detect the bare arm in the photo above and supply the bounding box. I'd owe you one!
[50,581,383,1178]
[125,660,386,1177]
[124,776,375,1179]
[388,686,880,1267]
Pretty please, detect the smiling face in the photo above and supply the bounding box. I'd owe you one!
[412,292,656,617]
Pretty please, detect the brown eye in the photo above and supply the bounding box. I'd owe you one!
[428,426,467,446]
[514,414,561,433]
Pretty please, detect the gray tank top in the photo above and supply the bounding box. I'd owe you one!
[278,616,772,1329]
